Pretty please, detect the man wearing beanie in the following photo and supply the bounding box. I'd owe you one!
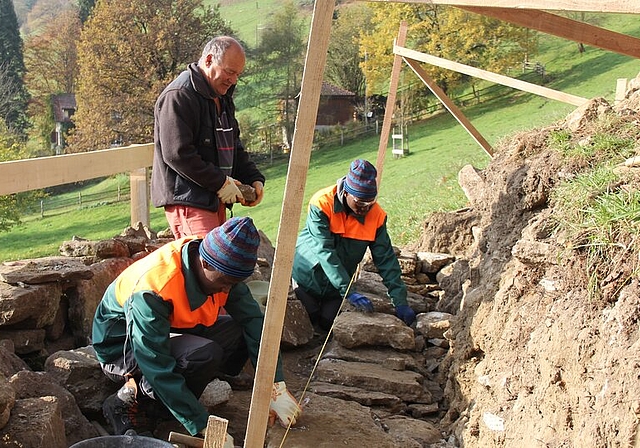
[292,159,416,331]
[92,216,301,442]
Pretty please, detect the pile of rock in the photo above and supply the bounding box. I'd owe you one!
[0,222,460,447]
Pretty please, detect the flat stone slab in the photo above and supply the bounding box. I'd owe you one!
[0,257,94,285]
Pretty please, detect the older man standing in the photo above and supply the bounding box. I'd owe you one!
[292,159,416,331]
[152,36,265,238]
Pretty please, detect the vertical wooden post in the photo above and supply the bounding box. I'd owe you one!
[243,0,335,447]
[615,78,628,105]
[375,21,408,188]
[129,167,150,227]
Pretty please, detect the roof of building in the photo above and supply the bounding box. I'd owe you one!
[321,81,355,97]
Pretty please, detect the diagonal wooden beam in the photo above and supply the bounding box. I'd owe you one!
[403,58,493,157]
[376,21,408,187]
[365,0,640,14]
[394,44,588,106]
[460,6,640,59]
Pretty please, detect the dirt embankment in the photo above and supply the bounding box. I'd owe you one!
[412,74,640,447]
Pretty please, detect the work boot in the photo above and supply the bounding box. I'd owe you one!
[103,378,152,435]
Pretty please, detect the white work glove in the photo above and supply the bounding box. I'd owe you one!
[217,176,242,204]
[268,381,302,428]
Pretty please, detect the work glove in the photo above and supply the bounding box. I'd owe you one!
[268,381,302,428]
[217,176,243,204]
[347,292,374,313]
[395,304,416,326]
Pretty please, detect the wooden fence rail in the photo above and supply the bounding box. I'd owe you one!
[0,143,154,226]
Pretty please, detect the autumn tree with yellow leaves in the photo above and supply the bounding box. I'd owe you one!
[69,0,233,152]
[360,4,536,96]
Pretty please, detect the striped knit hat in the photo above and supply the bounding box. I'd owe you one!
[199,217,259,278]
[344,159,377,200]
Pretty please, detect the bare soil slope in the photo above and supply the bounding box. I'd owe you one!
[412,75,640,446]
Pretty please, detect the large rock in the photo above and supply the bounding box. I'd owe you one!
[0,282,62,327]
[44,346,115,413]
[9,370,98,445]
[333,312,415,350]
[0,396,67,448]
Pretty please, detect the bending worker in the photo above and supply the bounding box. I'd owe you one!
[92,217,301,438]
[292,159,416,331]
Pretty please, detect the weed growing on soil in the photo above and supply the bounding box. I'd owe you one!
[549,117,640,303]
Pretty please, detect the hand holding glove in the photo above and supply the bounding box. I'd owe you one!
[217,176,243,204]
[269,381,302,428]
[395,304,416,326]
[347,292,374,313]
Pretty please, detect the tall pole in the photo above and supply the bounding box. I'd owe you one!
[243,0,335,446]
[375,21,408,188]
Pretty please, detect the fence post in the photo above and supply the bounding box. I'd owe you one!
[130,168,150,227]
[615,78,628,105]
[40,200,44,218]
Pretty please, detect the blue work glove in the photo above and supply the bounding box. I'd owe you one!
[347,292,374,313]
[395,304,416,326]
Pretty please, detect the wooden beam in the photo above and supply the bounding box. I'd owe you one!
[404,58,493,157]
[243,0,335,446]
[394,44,588,106]
[376,21,408,187]
[460,6,640,59]
[365,0,640,14]
[0,143,153,196]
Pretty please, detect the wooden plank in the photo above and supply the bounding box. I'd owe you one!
[203,415,228,448]
[0,143,154,196]
[460,7,640,59]
[243,0,335,447]
[375,21,408,187]
[365,0,640,14]
[404,58,493,157]
[394,44,588,106]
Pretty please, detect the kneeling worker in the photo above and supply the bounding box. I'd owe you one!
[92,217,301,439]
[292,159,416,331]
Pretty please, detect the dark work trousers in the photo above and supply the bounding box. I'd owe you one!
[294,286,343,331]
[100,314,248,400]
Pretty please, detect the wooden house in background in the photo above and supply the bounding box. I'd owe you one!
[315,81,356,129]
[51,93,76,154]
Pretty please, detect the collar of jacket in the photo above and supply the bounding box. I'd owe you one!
[181,239,210,310]
[335,178,365,224]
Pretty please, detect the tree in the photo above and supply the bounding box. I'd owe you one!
[250,1,306,150]
[325,4,372,102]
[24,8,81,151]
[0,122,42,232]
[0,0,30,137]
[69,0,234,152]
[77,0,95,23]
[361,4,536,96]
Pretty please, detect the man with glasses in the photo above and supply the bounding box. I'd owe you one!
[292,159,416,331]
[152,36,265,239]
